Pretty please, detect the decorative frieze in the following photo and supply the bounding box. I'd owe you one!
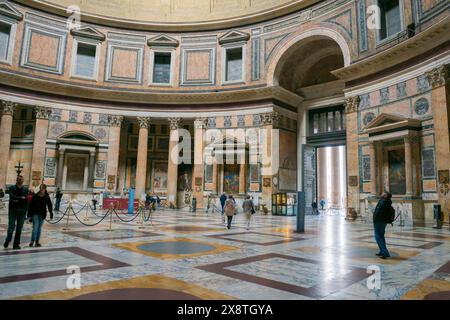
[137,116,151,129]
[206,117,216,129]
[426,64,450,89]
[168,117,182,130]
[34,106,52,119]
[1,101,17,115]
[108,115,123,127]
[344,96,360,114]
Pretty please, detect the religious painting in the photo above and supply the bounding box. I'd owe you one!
[388,149,406,195]
[177,163,192,191]
[349,176,358,187]
[263,177,271,187]
[223,164,240,194]
[156,136,169,151]
[195,177,202,186]
[153,161,168,191]
[438,170,449,184]
[249,164,260,182]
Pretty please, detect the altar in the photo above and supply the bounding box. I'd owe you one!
[103,198,139,211]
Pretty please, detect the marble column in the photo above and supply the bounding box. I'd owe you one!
[404,136,414,196]
[30,106,51,187]
[56,147,65,188]
[135,117,150,199]
[426,64,450,223]
[369,141,377,196]
[344,96,360,210]
[0,101,16,189]
[88,150,96,189]
[193,118,206,208]
[167,117,182,208]
[106,115,123,192]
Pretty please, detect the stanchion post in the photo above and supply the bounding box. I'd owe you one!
[107,203,114,231]
[63,201,72,230]
[83,201,89,221]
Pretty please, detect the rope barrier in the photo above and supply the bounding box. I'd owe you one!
[72,207,112,227]
[112,208,141,223]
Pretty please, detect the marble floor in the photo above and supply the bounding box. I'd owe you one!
[0,205,449,300]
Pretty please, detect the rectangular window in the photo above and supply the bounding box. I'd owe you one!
[225,47,243,82]
[20,109,27,120]
[0,22,12,61]
[152,52,171,84]
[379,0,401,40]
[74,42,97,78]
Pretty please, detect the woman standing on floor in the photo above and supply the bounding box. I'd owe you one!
[242,195,255,230]
[27,184,53,247]
[224,195,237,230]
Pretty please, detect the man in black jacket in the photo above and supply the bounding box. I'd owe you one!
[4,175,29,250]
[373,192,393,259]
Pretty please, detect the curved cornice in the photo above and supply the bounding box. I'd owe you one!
[332,16,450,84]
[13,0,320,32]
[0,67,302,107]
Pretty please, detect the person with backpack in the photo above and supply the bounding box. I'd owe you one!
[4,175,29,250]
[27,184,53,247]
[373,192,394,259]
[224,195,236,229]
[242,195,255,230]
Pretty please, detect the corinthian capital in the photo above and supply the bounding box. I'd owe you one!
[108,115,123,127]
[168,117,182,130]
[34,106,52,119]
[344,96,360,114]
[1,101,18,116]
[137,116,151,129]
[426,64,449,89]
[260,111,281,126]
[194,117,207,129]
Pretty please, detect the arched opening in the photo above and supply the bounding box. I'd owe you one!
[56,131,99,192]
[271,32,349,216]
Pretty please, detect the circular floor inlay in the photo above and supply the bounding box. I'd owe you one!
[71,288,201,300]
[137,241,216,254]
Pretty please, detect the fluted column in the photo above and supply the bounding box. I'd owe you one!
[106,115,123,192]
[344,96,360,210]
[30,106,51,187]
[56,147,65,188]
[135,117,151,199]
[369,141,377,196]
[193,118,206,208]
[404,136,413,196]
[0,101,16,189]
[167,117,182,208]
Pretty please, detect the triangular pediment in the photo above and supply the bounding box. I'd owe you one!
[71,26,105,41]
[218,30,250,45]
[364,113,421,133]
[0,1,23,20]
[147,34,179,47]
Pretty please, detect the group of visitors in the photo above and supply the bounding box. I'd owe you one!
[145,193,161,211]
[3,175,53,250]
[219,193,256,230]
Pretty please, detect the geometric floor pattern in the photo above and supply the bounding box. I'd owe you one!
[1,206,450,300]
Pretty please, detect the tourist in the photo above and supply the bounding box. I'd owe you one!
[373,192,394,259]
[242,195,255,230]
[224,195,236,229]
[27,184,53,247]
[0,188,5,198]
[92,193,98,210]
[54,187,63,211]
[312,201,319,215]
[220,192,227,222]
[3,175,29,250]
[145,192,152,210]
